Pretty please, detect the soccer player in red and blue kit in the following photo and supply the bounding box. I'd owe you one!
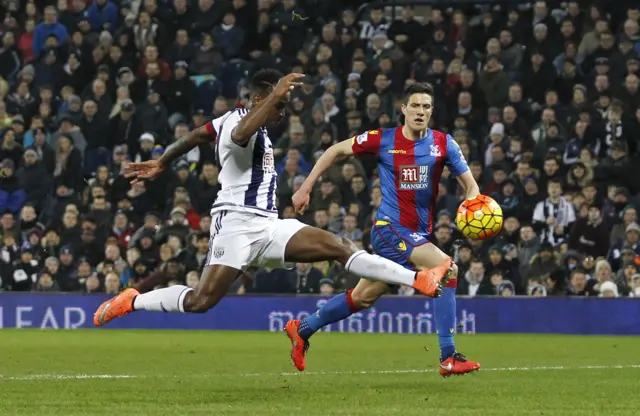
[287,83,482,376]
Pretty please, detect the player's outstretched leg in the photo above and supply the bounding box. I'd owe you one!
[410,244,480,377]
[93,265,239,326]
[282,226,451,370]
[287,278,388,370]
[285,227,451,296]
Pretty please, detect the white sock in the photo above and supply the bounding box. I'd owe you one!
[133,285,193,313]
[345,250,416,286]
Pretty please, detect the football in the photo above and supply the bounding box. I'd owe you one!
[456,195,503,240]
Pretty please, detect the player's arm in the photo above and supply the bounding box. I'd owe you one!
[230,96,281,146]
[298,130,381,194]
[456,171,480,200]
[445,134,480,200]
[231,73,304,146]
[158,125,211,170]
[297,139,355,194]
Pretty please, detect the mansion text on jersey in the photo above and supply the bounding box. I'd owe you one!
[399,165,429,190]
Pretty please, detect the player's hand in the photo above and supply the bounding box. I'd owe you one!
[123,160,165,184]
[546,216,556,225]
[292,188,310,214]
[273,73,305,99]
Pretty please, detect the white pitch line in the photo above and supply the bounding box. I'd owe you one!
[2,364,639,381]
[258,363,640,377]
[0,374,137,381]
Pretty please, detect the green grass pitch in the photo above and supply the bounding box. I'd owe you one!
[0,330,639,415]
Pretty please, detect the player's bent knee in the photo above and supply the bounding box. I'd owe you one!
[325,235,357,264]
[350,280,387,309]
[183,291,217,313]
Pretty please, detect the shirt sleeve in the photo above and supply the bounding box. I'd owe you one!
[351,129,382,155]
[445,134,470,177]
[205,119,219,141]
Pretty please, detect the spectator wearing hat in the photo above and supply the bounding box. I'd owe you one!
[167,61,195,119]
[8,245,39,291]
[15,148,50,210]
[599,280,620,297]
[610,205,638,245]
[55,245,78,291]
[597,139,631,180]
[137,89,169,137]
[165,159,196,200]
[525,241,561,283]
[109,99,142,153]
[608,222,640,266]
[135,133,156,163]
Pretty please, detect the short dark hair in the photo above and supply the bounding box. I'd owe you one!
[471,258,484,265]
[548,178,563,187]
[403,82,434,103]
[571,267,587,277]
[249,69,283,96]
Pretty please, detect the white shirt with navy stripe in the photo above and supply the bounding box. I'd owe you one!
[206,109,278,218]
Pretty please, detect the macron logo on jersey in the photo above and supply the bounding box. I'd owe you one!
[399,165,429,190]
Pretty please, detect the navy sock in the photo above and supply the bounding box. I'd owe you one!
[434,286,456,361]
[298,292,356,340]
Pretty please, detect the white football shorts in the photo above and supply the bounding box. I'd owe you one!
[205,210,308,271]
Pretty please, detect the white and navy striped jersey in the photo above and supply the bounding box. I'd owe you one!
[205,108,278,218]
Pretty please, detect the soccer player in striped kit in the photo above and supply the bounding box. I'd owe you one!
[289,83,482,377]
[93,71,452,328]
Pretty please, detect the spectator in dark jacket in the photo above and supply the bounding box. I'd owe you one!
[0,159,26,215]
[568,203,610,258]
[87,0,119,34]
[15,149,50,211]
[212,12,245,59]
[53,135,83,191]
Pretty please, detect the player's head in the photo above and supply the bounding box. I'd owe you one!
[401,83,434,132]
[249,68,286,123]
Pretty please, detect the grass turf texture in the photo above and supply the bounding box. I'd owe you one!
[0,330,639,415]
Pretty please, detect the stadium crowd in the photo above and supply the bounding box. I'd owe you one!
[0,0,639,298]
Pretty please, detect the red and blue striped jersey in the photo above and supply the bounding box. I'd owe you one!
[351,127,469,234]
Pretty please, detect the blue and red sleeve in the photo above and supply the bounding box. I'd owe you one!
[351,129,382,155]
[445,134,469,177]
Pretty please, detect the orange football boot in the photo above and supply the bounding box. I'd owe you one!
[93,288,139,326]
[439,352,481,377]
[412,258,454,297]
[285,319,309,371]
